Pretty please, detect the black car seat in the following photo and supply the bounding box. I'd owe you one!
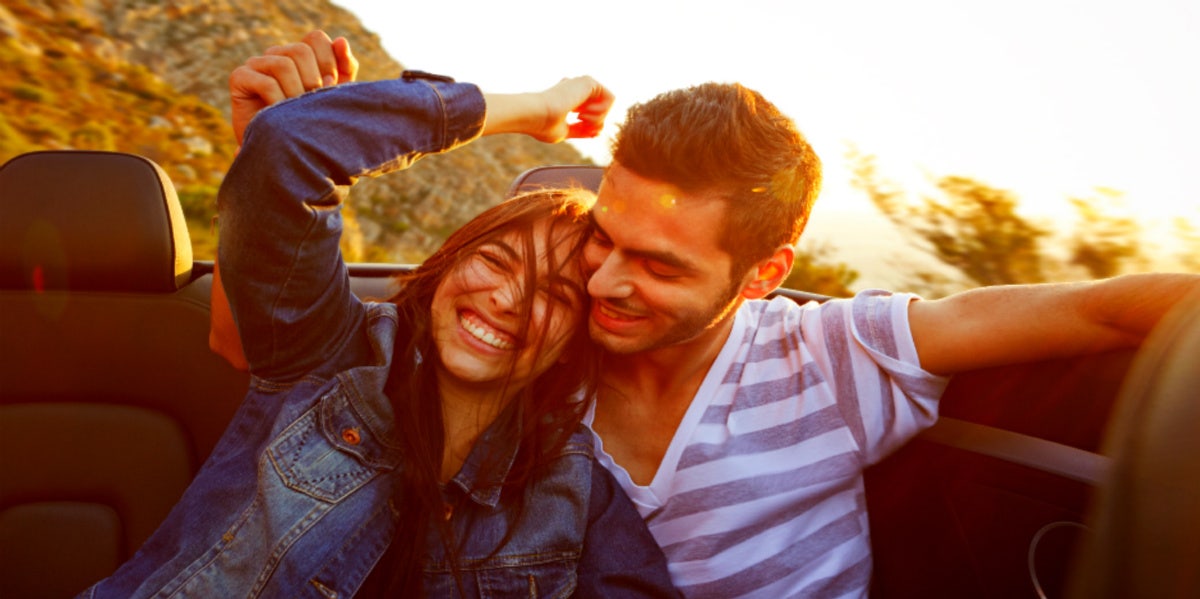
[0,151,249,598]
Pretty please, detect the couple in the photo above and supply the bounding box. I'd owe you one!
[87,32,1199,598]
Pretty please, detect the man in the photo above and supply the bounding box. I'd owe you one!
[218,33,1199,599]
[578,81,1200,597]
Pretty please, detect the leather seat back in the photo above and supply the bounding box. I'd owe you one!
[0,151,248,598]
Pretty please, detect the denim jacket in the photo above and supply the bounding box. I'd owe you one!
[81,73,676,598]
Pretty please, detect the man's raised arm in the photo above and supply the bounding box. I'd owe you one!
[909,273,1200,375]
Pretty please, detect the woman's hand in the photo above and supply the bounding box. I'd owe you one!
[482,76,614,143]
[229,30,359,146]
[537,76,614,142]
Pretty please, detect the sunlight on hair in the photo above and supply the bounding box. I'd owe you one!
[772,168,808,204]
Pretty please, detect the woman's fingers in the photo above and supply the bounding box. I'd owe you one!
[554,76,614,139]
[228,30,357,146]
[332,36,359,84]
[299,30,341,87]
[257,31,356,95]
[262,43,322,95]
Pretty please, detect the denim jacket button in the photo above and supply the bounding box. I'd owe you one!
[341,427,361,445]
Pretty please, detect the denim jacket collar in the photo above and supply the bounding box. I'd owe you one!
[327,303,405,466]
[447,405,523,509]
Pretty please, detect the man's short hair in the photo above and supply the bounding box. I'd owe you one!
[611,82,822,278]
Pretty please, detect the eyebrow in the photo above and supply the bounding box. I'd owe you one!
[589,212,698,273]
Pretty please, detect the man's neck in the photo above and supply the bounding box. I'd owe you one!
[604,313,735,399]
[591,312,738,486]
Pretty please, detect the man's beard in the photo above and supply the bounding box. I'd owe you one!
[592,278,743,355]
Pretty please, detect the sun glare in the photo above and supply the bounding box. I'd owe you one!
[334,0,1200,284]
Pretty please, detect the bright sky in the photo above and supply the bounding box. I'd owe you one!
[334,0,1199,283]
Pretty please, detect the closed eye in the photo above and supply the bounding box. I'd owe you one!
[589,227,613,248]
[476,243,518,272]
[645,261,684,280]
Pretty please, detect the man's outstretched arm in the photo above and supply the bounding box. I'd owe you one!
[908,273,1200,375]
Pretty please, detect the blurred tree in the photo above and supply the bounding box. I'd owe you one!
[71,123,115,151]
[850,150,1051,287]
[782,241,859,298]
[1068,189,1146,279]
[176,185,219,223]
[1173,215,1200,272]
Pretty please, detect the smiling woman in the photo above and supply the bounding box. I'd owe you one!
[79,34,679,598]
[429,204,591,400]
[410,192,597,482]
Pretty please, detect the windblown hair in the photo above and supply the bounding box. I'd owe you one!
[376,188,598,595]
[611,82,823,278]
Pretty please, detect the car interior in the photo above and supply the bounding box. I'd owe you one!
[1,150,1196,598]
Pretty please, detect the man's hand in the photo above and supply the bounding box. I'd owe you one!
[229,30,358,145]
[482,76,614,143]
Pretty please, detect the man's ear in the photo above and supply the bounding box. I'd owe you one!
[740,246,795,300]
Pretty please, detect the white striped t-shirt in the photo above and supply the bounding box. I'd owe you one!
[584,290,949,598]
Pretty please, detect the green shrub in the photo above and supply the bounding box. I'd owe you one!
[176,184,218,222]
[11,84,52,103]
[21,115,68,144]
[71,123,114,150]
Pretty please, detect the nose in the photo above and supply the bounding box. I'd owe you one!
[489,277,521,314]
[586,251,634,300]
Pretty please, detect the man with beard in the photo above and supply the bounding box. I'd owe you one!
[579,81,1200,598]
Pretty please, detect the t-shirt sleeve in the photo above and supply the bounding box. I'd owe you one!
[794,290,950,464]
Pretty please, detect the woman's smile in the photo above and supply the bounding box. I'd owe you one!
[458,309,517,351]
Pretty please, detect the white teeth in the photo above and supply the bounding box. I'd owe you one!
[599,303,636,320]
[460,314,514,350]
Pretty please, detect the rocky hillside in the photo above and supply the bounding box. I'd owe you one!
[0,0,590,261]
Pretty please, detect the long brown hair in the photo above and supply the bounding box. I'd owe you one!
[377,187,599,595]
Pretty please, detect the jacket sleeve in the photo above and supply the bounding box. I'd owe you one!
[573,461,681,598]
[216,74,485,382]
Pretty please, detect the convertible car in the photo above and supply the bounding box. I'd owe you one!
[1,150,1196,598]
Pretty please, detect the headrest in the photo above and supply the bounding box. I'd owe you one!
[0,151,192,293]
[506,165,604,198]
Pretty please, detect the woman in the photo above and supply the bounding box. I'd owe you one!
[81,41,676,598]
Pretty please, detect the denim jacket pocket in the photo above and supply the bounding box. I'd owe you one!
[267,387,397,503]
[424,553,579,598]
[474,555,579,599]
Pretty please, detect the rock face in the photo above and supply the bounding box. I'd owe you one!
[0,0,590,261]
